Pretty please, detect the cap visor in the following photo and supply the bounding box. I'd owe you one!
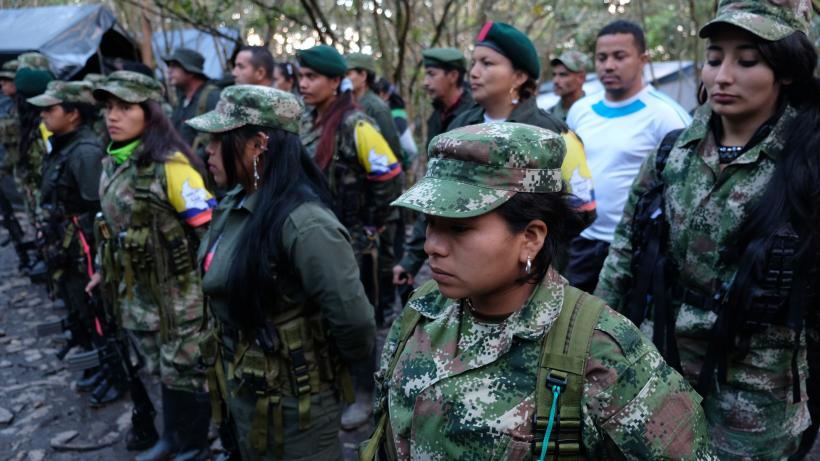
[699,16,790,41]
[391,177,515,218]
[27,94,61,107]
[185,111,244,133]
[93,87,145,104]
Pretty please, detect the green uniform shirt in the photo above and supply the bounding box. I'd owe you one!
[171,83,220,149]
[547,91,585,122]
[596,104,811,459]
[425,90,475,148]
[376,271,715,460]
[200,186,375,363]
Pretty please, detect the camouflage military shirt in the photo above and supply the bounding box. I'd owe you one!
[375,270,716,460]
[300,108,400,256]
[596,103,810,459]
[0,103,19,174]
[99,146,214,332]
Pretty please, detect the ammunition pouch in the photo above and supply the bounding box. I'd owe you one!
[202,309,354,456]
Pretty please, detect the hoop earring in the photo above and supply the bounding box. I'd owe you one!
[525,256,532,275]
[510,86,519,105]
[253,155,260,190]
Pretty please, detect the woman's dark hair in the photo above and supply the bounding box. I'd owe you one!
[59,101,98,126]
[496,187,585,284]
[220,125,331,330]
[16,96,42,167]
[375,77,406,110]
[275,61,299,90]
[102,97,204,174]
[516,76,538,100]
[727,32,820,340]
[314,85,357,170]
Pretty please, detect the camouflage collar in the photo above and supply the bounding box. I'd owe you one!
[407,270,567,341]
[677,103,796,162]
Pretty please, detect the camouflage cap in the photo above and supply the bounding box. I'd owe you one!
[392,123,566,218]
[27,80,96,107]
[186,84,303,134]
[17,52,51,72]
[346,53,377,73]
[163,48,206,76]
[0,60,18,80]
[82,73,106,89]
[93,70,164,104]
[699,0,812,41]
[550,50,589,73]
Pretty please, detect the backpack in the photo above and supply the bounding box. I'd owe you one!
[359,282,605,461]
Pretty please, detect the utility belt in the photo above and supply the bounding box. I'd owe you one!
[199,310,354,456]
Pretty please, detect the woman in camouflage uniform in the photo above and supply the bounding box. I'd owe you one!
[367,122,715,460]
[88,70,215,461]
[188,84,375,460]
[595,1,819,459]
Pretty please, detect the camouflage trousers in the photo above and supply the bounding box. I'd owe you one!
[129,318,206,393]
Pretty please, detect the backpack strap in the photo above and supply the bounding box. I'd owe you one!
[655,128,684,175]
[359,281,432,461]
[533,285,606,460]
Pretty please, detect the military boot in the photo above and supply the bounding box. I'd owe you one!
[169,390,211,461]
[136,385,178,461]
[88,369,124,407]
[126,405,159,451]
[75,367,104,392]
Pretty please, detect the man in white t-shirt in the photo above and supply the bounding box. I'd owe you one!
[565,20,691,292]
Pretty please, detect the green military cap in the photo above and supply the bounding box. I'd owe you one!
[83,73,106,89]
[14,68,54,98]
[93,70,164,104]
[550,50,589,73]
[346,52,376,73]
[163,48,206,76]
[392,122,565,218]
[186,84,303,134]
[0,60,18,80]
[422,48,467,71]
[17,52,51,72]
[700,0,812,41]
[297,45,348,78]
[475,21,540,79]
[27,80,95,107]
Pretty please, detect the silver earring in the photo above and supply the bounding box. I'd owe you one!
[525,256,532,275]
[253,155,260,190]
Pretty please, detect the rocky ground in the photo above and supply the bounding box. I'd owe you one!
[0,211,818,461]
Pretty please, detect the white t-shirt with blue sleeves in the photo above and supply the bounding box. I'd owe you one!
[567,85,691,243]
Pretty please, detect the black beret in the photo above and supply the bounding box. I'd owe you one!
[475,21,540,78]
[297,45,348,78]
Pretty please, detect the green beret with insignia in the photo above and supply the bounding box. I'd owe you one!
[392,122,566,218]
[163,48,206,76]
[0,60,18,80]
[14,68,54,98]
[346,53,377,73]
[186,84,303,134]
[700,0,812,41]
[475,21,540,78]
[28,80,96,107]
[17,52,51,72]
[93,70,164,104]
[422,48,467,71]
[297,45,348,78]
[550,50,589,73]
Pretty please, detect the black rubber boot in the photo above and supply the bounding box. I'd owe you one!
[169,390,211,461]
[126,406,159,452]
[136,385,178,461]
[88,372,124,407]
[76,368,104,393]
